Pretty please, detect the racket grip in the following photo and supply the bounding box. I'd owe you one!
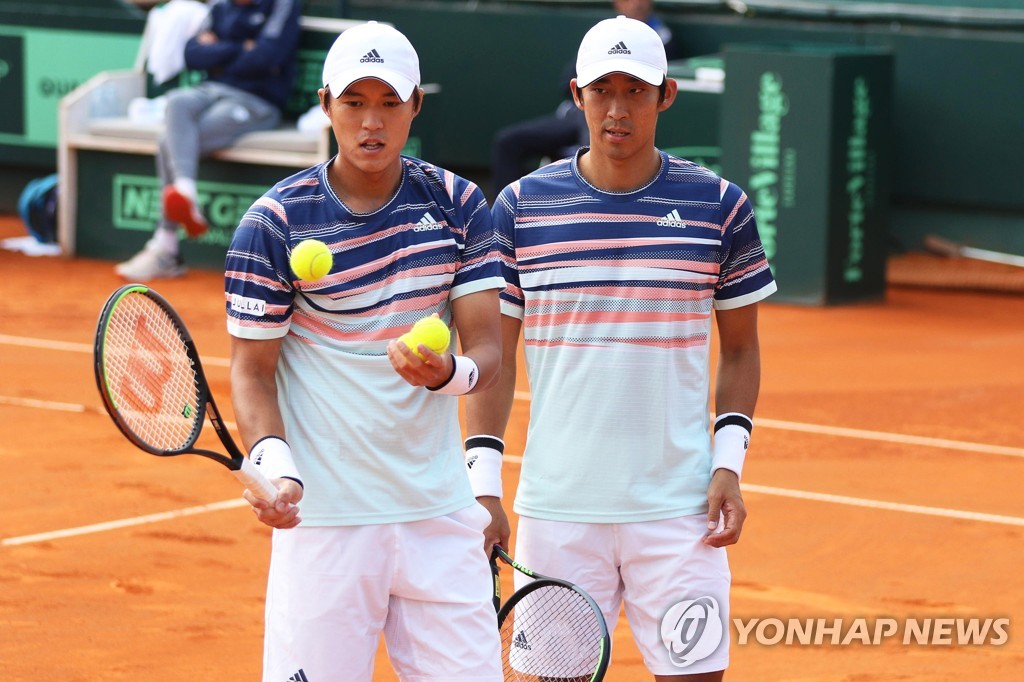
[234,456,279,503]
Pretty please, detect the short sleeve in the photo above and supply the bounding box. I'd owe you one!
[714,180,777,310]
[224,194,296,339]
[491,184,525,319]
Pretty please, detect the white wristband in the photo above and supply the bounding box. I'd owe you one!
[711,413,752,480]
[464,435,504,499]
[249,436,303,487]
[428,355,479,396]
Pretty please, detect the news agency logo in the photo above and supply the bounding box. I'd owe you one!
[661,596,724,668]
[734,617,1010,647]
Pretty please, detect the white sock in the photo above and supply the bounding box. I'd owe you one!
[151,227,179,256]
[173,178,197,201]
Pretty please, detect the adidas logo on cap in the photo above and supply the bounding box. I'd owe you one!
[657,209,687,228]
[514,630,532,650]
[608,41,631,55]
[360,48,384,63]
[287,669,309,682]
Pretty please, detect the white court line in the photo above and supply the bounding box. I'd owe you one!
[4,455,1022,548]
[513,391,1024,459]
[0,334,92,354]
[0,333,230,367]
[2,335,1022,545]
[755,417,1024,458]
[4,331,1022,459]
[742,484,1024,527]
[1,499,247,547]
[0,395,90,413]
[501,455,1024,527]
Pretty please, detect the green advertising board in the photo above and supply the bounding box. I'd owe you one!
[720,44,893,305]
[75,139,424,272]
[76,151,289,270]
[0,26,139,157]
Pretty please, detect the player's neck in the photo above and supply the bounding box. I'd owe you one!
[577,146,662,193]
[328,157,404,214]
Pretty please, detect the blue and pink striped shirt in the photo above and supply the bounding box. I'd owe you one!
[494,150,776,522]
[225,157,503,525]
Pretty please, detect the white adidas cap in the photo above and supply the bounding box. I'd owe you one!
[576,15,667,87]
[322,21,420,102]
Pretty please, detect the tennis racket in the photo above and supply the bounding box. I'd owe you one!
[93,284,277,502]
[490,545,610,682]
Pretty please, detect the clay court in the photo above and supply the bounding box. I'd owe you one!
[1,215,1022,680]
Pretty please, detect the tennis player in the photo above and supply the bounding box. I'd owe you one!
[225,22,503,682]
[466,16,777,680]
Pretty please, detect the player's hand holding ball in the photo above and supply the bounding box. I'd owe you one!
[399,315,451,359]
[387,314,453,387]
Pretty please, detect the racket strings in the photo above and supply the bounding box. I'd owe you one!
[101,293,202,450]
[501,584,604,682]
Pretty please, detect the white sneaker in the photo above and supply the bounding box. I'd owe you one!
[115,243,186,281]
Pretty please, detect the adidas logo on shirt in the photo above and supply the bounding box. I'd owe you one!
[287,669,309,682]
[412,212,443,232]
[514,631,532,650]
[360,49,383,63]
[656,209,687,228]
[608,41,630,55]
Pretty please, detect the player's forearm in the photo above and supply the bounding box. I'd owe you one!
[466,314,521,437]
[232,377,286,451]
[229,337,286,450]
[714,345,761,418]
[714,303,762,417]
[461,338,502,393]
[466,356,517,438]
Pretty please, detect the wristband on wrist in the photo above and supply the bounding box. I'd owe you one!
[427,355,479,396]
[249,436,303,488]
[711,412,753,479]
[464,435,504,499]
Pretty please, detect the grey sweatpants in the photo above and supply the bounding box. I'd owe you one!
[155,81,281,232]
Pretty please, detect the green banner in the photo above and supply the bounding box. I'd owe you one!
[0,26,138,147]
[720,45,892,305]
[112,174,268,248]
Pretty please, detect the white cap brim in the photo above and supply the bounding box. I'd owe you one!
[326,67,417,102]
[576,59,665,88]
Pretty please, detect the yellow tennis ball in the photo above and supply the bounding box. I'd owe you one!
[290,239,333,281]
[400,316,450,359]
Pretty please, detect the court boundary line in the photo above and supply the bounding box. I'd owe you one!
[502,454,1024,527]
[1,499,247,547]
[3,332,1021,459]
[4,467,1021,548]
[2,387,1022,460]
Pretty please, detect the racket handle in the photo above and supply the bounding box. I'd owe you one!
[234,456,279,503]
[490,547,502,614]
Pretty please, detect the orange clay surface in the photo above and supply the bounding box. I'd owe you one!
[1,215,1022,680]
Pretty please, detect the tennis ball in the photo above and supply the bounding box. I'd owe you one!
[399,315,451,359]
[290,239,333,281]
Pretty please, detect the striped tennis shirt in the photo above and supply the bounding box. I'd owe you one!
[494,150,777,523]
[225,157,503,525]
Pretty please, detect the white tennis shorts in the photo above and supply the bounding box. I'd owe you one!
[514,513,731,676]
[263,504,501,682]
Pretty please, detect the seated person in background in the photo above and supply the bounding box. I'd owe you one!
[116,0,301,281]
[489,0,677,198]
